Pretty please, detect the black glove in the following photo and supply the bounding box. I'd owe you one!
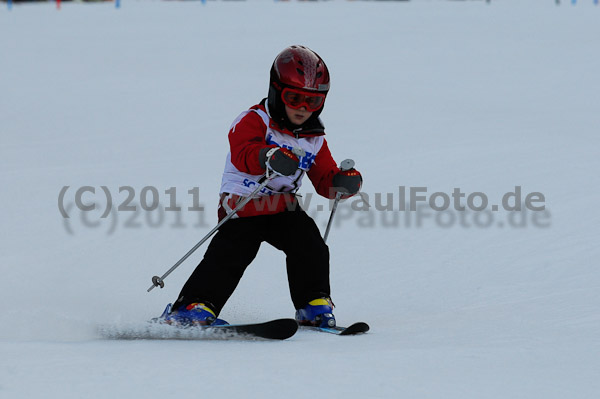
[332,168,362,197]
[259,147,300,176]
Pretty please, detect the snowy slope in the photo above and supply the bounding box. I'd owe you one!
[1,1,599,398]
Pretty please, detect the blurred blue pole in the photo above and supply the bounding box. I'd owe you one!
[8,0,12,11]
[571,0,576,4]
[202,0,206,4]
[116,0,121,9]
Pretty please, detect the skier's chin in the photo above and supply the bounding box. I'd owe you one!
[290,116,309,125]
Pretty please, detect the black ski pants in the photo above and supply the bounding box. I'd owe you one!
[173,208,330,315]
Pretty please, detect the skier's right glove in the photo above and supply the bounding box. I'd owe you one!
[259,147,300,176]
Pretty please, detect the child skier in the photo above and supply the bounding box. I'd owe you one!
[160,45,362,328]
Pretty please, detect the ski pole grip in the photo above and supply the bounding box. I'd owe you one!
[340,159,355,172]
[292,147,306,158]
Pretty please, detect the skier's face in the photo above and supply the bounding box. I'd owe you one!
[285,105,312,126]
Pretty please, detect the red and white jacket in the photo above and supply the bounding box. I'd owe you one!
[218,103,341,220]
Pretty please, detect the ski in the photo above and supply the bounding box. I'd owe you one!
[99,318,298,341]
[301,321,369,336]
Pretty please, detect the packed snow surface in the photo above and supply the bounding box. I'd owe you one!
[1,1,599,398]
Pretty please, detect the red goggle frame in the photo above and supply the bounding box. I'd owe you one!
[281,87,326,112]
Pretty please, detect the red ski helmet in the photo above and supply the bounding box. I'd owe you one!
[268,45,330,127]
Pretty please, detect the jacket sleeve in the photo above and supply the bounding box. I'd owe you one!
[228,111,276,175]
[307,139,340,199]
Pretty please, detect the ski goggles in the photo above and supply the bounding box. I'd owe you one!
[281,87,326,112]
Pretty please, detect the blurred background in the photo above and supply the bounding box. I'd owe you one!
[1,1,599,398]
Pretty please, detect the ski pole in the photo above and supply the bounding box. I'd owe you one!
[147,174,275,292]
[323,159,355,244]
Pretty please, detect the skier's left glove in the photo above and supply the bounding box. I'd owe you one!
[332,169,362,198]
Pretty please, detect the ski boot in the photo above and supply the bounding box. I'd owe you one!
[295,298,336,328]
[158,303,228,326]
